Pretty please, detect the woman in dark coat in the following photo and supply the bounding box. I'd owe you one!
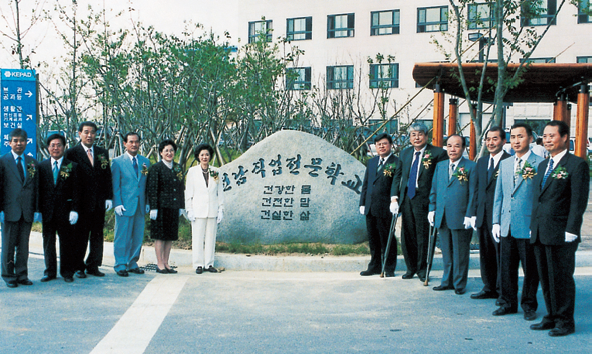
[146,139,185,273]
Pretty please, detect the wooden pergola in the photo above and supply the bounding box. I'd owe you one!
[412,63,591,158]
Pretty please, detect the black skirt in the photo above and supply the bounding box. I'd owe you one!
[150,208,180,241]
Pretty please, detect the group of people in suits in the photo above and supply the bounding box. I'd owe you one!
[359,120,588,337]
[1,122,225,287]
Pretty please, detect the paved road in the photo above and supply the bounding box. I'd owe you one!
[2,256,591,354]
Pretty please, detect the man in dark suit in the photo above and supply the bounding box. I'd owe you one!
[38,134,81,283]
[65,121,113,278]
[429,135,477,295]
[529,120,589,337]
[0,129,39,288]
[390,122,447,281]
[359,133,399,276]
[471,127,511,300]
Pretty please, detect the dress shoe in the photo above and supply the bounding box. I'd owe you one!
[6,281,18,288]
[86,269,105,277]
[470,290,498,300]
[495,299,502,306]
[64,277,74,283]
[455,289,466,295]
[384,272,395,277]
[75,270,87,279]
[40,275,56,282]
[17,279,33,285]
[360,269,379,276]
[524,310,537,321]
[402,273,415,279]
[128,268,145,274]
[548,327,575,337]
[433,285,453,291]
[196,266,203,274]
[207,266,218,273]
[116,270,129,277]
[166,267,178,274]
[530,321,555,330]
[156,267,168,274]
[418,276,426,282]
[492,307,517,316]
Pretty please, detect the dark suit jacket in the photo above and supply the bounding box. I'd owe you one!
[146,161,185,210]
[360,154,399,219]
[0,153,38,222]
[38,158,81,223]
[429,157,477,230]
[391,144,447,205]
[530,152,589,245]
[475,151,511,228]
[65,144,113,213]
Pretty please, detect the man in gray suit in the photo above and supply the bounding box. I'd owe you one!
[0,129,39,288]
[428,135,477,295]
[492,123,542,321]
[112,132,150,277]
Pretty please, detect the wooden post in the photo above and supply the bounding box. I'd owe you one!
[469,105,477,160]
[565,103,572,132]
[432,84,445,147]
[554,94,567,124]
[574,84,589,158]
[448,98,458,136]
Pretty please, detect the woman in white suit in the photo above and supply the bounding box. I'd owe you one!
[185,144,224,274]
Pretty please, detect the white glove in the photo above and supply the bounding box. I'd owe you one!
[463,217,472,230]
[114,205,126,216]
[565,232,578,243]
[469,216,477,231]
[150,209,158,220]
[185,209,196,222]
[69,211,79,225]
[179,209,184,217]
[359,206,365,215]
[492,224,501,243]
[34,212,42,223]
[217,208,224,224]
[389,201,399,215]
[105,200,113,211]
[428,211,435,227]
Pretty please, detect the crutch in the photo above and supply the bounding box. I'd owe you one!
[380,213,399,278]
[424,224,438,286]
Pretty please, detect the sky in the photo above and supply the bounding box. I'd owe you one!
[0,0,239,71]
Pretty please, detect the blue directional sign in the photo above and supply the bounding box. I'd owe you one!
[0,68,37,157]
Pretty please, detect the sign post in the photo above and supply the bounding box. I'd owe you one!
[1,68,37,157]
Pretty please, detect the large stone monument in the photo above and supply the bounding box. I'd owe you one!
[218,130,367,244]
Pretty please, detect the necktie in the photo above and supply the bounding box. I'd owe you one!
[514,158,522,186]
[377,158,384,172]
[407,151,421,199]
[87,149,94,166]
[541,159,554,187]
[487,157,494,180]
[53,161,59,185]
[17,156,25,181]
[449,163,456,179]
[133,156,139,176]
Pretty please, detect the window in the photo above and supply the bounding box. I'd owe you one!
[522,0,556,26]
[326,65,354,89]
[286,67,311,90]
[578,0,592,23]
[577,56,592,63]
[520,57,556,63]
[371,10,400,35]
[327,13,355,38]
[369,63,399,89]
[468,3,495,29]
[248,20,272,43]
[287,17,312,41]
[417,6,448,32]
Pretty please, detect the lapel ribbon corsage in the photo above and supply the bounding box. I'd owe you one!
[173,164,184,181]
[27,161,36,178]
[60,162,73,179]
[209,169,219,182]
[452,166,468,184]
[383,163,396,177]
[98,154,109,169]
[141,163,149,176]
[422,150,433,169]
[551,166,568,180]
[519,161,537,180]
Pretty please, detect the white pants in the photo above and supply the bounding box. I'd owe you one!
[191,217,217,268]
